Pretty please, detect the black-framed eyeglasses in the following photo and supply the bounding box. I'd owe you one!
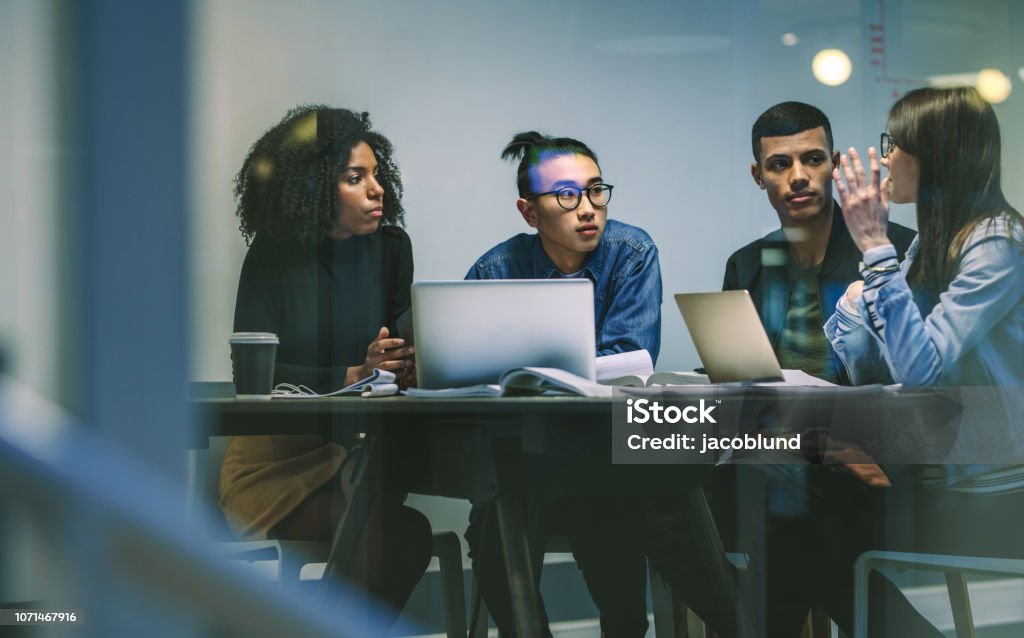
[526,183,614,211]
[880,132,895,159]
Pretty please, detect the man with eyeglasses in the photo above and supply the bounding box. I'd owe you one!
[467,131,661,359]
[462,131,668,638]
[462,133,745,638]
[718,102,918,635]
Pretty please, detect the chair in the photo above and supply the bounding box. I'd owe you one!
[468,555,703,638]
[465,522,703,638]
[186,383,469,637]
[854,550,1024,638]
[188,435,333,591]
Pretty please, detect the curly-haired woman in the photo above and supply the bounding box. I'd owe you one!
[219,106,432,618]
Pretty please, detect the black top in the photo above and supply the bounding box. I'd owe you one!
[722,206,916,384]
[233,226,413,393]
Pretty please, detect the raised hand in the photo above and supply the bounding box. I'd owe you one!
[833,147,893,253]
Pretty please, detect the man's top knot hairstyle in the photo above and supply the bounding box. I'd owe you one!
[501,131,600,198]
[234,105,404,245]
[751,101,834,162]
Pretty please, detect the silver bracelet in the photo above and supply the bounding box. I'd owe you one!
[859,261,899,273]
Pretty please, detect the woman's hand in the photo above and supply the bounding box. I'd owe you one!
[833,147,893,254]
[844,280,865,306]
[824,441,892,488]
[397,363,418,389]
[346,326,415,385]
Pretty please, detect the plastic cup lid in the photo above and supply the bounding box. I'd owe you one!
[229,332,279,344]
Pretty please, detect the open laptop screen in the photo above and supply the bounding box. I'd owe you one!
[674,290,784,383]
[412,279,596,389]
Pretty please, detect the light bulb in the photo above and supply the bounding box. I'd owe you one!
[812,49,852,87]
[976,68,1011,104]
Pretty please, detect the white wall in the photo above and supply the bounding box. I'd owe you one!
[190,0,1024,380]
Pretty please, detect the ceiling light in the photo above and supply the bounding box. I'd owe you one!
[976,68,1012,103]
[812,49,852,86]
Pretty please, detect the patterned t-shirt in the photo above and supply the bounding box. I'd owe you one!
[775,263,841,384]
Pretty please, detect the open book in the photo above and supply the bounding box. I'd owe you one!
[596,349,710,386]
[603,370,712,387]
[271,369,400,399]
[405,367,613,398]
[405,350,656,398]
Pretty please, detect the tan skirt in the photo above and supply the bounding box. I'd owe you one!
[219,435,348,540]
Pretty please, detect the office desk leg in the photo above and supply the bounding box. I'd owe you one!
[492,439,544,637]
[320,433,378,600]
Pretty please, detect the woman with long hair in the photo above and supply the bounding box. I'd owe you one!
[220,105,432,621]
[828,86,1024,635]
[830,85,1023,449]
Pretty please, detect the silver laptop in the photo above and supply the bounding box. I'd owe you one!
[674,291,784,383]
[412,280,597,389]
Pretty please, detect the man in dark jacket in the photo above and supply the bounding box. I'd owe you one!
[717,102,934,637]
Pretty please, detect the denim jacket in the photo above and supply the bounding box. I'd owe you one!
[465,219,662,364]
[825,215,1024,475]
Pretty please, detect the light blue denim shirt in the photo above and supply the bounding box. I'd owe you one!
[825,215,1024,477]
[466,218,663,364]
